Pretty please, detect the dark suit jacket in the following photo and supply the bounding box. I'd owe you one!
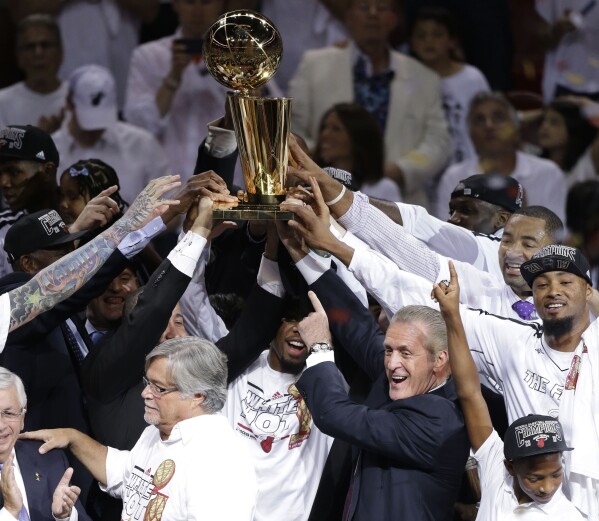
[298,269,470,521]
[0,251,130,433]
[10,440,91,521]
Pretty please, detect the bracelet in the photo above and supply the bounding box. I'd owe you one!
[163,76,180,90]
[325,185,346,206]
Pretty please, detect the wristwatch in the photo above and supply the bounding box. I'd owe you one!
[309,342,333,354]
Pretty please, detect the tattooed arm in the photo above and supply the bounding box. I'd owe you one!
[7,175,180,332]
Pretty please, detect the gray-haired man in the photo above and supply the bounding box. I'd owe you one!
[22,337,257,521]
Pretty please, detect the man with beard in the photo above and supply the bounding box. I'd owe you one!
[454,245,598,518]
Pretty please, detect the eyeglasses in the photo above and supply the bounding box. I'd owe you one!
[0,408,26,422]
[142,376,178,397]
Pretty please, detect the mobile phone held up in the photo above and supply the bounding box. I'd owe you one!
[174,38,203,55]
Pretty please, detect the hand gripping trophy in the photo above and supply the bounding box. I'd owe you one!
[203,10,292,219]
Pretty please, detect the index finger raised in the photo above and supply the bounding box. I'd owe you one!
[307,290,326,314]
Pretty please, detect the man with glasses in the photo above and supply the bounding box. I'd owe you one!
[289,0,450,209]
[0,366,91,520]
[0,15,67,133]
[22,337,257,521]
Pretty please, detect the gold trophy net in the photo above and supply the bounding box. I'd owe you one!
[204,10,292,220]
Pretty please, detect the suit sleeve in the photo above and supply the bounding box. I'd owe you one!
[81,259,191,402]
[298,362,455,469]
[310,269,385,382]
[193,138,238,189]
[288,51,317,147]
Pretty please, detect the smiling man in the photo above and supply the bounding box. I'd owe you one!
[292,288,469,521]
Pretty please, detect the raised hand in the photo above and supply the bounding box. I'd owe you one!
[432,261,460,317]
[69,185,120,232]
[118,175,181,232]
[0,453,24,519]
[51,467,81,520]
[162,171,237,225]
[19,428,73,453]
[281,177,335,253]
[297,291,333,349]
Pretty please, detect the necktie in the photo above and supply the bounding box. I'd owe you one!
[61,323,85,367]
[89,330,105,346]
[512,300,535,320]
[0,463,31,521]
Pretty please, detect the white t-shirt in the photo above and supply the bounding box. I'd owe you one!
[0,82,68,129]
[434,152,567,221]
[536,0,599,101]
[52,120,170,203]
[474,430,584,520]
[104,415,257,521]
[441,64,490,164]
[224,351,333,521]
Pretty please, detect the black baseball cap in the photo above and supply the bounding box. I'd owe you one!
[0,125,59,165]
[504,414,573,461]
[4,210,88,263]
[451,174,523,212]
[521,245,592,288]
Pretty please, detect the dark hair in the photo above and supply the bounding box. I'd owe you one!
[208,293,245,330]
[513,205,564,242]
[541,101,597,172]
[314,103,384,187]
[409,7,461,61]
[566,180,599,239]
[16,14,62,49]
[60,158,129,216]
[409,6,459,39]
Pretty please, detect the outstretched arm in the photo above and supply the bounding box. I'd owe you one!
[7,176,180,332]
[20,428,108,486]
[434,261,493,452]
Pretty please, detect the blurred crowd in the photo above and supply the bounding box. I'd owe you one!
[0,0,597,520]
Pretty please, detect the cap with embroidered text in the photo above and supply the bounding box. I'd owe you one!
[4,210,88,264]
[504,414,573,461]
[451,173,523,212]
[69,64,118,131]
[0,125,59,165]
[520,245,592,287]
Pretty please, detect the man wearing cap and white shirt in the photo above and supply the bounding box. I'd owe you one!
[372,173,524,283]
[53,65,169,203]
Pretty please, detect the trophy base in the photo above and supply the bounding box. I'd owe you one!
[213,203,293,221]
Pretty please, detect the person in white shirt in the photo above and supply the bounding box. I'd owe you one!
[435,261,584,520]
[435,91,567,221]
[0,15,67,133]
[0,367,90,521]
[53,65,170,204]
[22,337,257,521]
[124,0,229,180]
[409,6,491,164]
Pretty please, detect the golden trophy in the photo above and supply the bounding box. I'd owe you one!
[203,10,292,220]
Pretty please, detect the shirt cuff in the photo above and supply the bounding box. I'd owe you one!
[53,507,78,521]
[296,254,329,285]
[117,217,165,259]
[257,255,285,298]
[167,231,208,277]
[204,121,237,158]
[306,350,335,368]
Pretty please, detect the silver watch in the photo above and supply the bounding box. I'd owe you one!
[309,342,333,354]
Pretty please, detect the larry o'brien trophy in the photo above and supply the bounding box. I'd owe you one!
[203,10,292,220]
